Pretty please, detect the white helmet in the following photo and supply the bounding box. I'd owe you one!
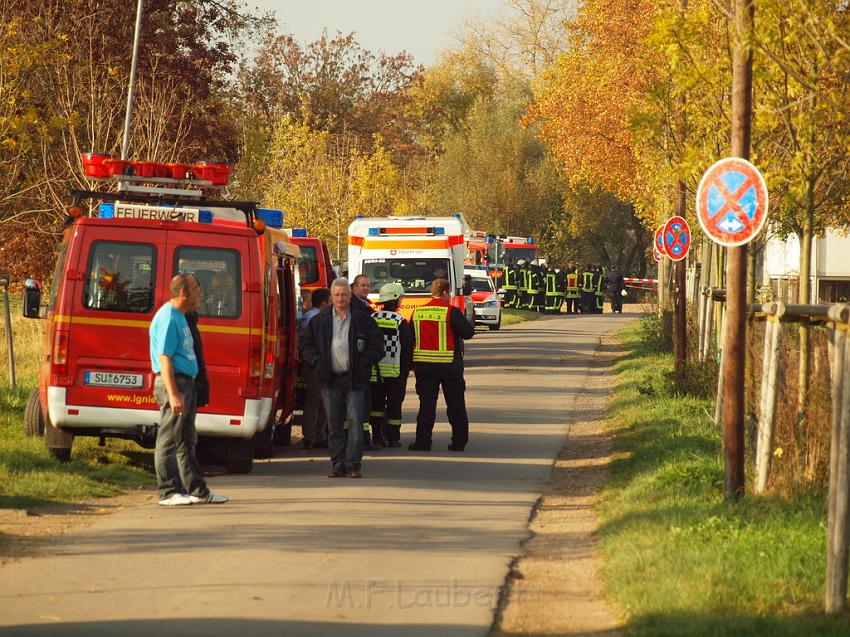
[531,259,539,266]
[539,259,547,267]
[378,282,405,303]
[517,259,526,266]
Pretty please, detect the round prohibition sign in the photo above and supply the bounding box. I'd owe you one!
[653,247,663,263]
[696,157,769,247]
[654,224,667,257]
[663,216,691,262]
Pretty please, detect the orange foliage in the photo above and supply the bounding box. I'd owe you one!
[528,0,662,201]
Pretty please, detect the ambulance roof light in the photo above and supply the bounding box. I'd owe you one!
[453,213,462,219]
[528,237,536,244]
[368,227,379,236]
[434,227,445,235]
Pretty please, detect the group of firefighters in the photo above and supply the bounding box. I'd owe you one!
[499,260,626,314]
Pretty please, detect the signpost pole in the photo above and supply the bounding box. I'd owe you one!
[722,0,755,500]
[675,181,688,383]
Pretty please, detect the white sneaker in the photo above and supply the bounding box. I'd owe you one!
[158,493,194,506]
[188,491,229,504]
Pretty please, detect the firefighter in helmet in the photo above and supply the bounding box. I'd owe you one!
[370,283,413,448]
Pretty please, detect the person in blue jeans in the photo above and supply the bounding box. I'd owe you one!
[299,278,384,479]
[149,273,228,506]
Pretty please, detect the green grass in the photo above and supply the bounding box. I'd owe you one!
[600,322,849,636]
[0,315,153,509]
[501,308,543,326]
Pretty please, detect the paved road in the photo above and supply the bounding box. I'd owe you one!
[0,312,636,637]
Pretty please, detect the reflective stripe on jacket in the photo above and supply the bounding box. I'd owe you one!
[566,273,580,298]
[412,301,455,364]
[545,272,559,297]
[581,271,595,292]
[371,310,404,378]
[503,266,518,290]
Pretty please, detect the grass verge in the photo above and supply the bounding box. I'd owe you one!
[501,308,542,326]
[0,315,153,509]
[599,321,847,636]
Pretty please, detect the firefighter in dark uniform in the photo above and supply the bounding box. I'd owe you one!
[409,279,475,452]
[528,260,542,312]
[580,264,595,314]
[544,263,560,314]
[556,266,568,314]
[501,260,519,309]
[517,259,530,310]
[369,283,413,447]
[594,266,605,313]
[565,265,580,314]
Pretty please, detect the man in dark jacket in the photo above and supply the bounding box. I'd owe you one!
[300,278,384,478]
[607,266,626,313]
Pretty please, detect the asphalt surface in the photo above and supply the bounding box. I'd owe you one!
[0,311,637,637]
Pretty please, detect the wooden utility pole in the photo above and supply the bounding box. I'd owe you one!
[722,0,754,500]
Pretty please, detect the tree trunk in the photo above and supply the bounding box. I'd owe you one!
[798,186,814,412]
[747,238,759,303]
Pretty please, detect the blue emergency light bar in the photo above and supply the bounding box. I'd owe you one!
[199,210,213,223]
[256,208,283,228]
[98,202,114,218]
[434,227,445,235]
[290,228,309,237]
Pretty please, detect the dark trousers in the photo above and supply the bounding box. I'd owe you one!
[595,294,604,312]
[580,291,594,313]
[565,296,578,313]
[414,363,469,448]
[300,361,327,443]
[370,374,407,443]
[503,289,517,309]
[545,294,563,313]
[154,375,208,499]
[611,292,623,313]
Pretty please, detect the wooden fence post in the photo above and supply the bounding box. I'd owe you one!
[714,309,727,430]
[826,305,850,614]
[754,303,785,494]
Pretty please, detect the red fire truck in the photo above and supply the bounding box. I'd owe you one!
[285,228,336,294]
[21,157,300,473]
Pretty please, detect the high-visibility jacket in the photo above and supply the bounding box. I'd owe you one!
[566,273,580,298]
[412,299,456,364]
[528,269,541,294]
[371,309,405,379]
[518,267,529,292]
[545,272,559,297]
[503,266,518,290]
[595,273,605,296]
[581,271,595,292]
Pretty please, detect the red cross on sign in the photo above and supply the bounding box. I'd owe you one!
[663,216,691,262]
[696,157,769,247]
[654,224,667,257]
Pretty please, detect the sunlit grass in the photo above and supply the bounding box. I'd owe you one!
[600,323,845,636]
[0,313,153,509]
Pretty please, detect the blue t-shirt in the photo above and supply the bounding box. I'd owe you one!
[149,303,198,378]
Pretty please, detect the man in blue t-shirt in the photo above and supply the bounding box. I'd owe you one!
[150,274,228,506]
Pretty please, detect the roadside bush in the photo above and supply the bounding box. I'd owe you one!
[639,310,672,354]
